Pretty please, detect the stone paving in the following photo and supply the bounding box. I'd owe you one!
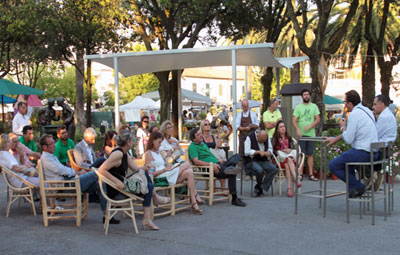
[1,177,400,255]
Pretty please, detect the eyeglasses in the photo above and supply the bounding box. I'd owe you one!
[166,126,173,129]
[143,121,149,123]
[204,123,210,126]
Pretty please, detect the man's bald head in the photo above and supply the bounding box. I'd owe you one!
[242,99,249,112]
[257,130,268,143]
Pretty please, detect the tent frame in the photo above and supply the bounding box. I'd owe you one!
[85,43,307,154]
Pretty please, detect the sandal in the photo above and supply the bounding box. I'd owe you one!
[299,175,303,181]
[190,202,203,215]
[309,175,319,181]
[195,193,205,205]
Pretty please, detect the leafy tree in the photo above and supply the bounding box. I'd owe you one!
[365,0,400,98]
[286,0,360,133]
[126,0,223,136]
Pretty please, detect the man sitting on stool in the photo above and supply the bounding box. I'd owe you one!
[244,129,277,197]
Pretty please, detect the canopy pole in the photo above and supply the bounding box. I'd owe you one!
[2,95,5,133]
[114,57,120,130]
[232,49,237,154]
[177,70,182,141]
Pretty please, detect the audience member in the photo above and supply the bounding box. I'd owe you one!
[136,116,150,158]
[219,106,229,121]
[40,134,108,222]
[74,127,105,168]
[149,125,160,135]
[236,98,259,181]
[373,95,397,145]
[99,130,160,229]
[19,125,38,152]
[102,130,117,159]
[271,120,302,197]
[243,130,277,197]
[293,89,320,181]
[0,134,39,188]
[9,133,40,169]
[159,121,184,164]
[54,125,75,166]
[188,128,246,207]
[145,131,203,215]
[263,98,282,137]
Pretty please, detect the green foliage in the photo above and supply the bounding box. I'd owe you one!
[197,112,207,120]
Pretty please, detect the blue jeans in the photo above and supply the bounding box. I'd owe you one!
[77,171,107,211]
[114,171,154,207]
[328,148,379,190]
[246,160,277,192]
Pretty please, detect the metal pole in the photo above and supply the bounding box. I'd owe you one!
[177,70,182,141]
[114,57,120,130]
[232,49,237,154]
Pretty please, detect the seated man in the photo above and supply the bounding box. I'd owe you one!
[40,134,111,223]
[54,125,75,166]
[74,127,105,168]
[19,125,38,152]
[9,133,40,170]
[188,127,246,207]
[244,130,277,197]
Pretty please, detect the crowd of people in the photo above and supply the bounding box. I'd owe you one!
[0,90,397,231]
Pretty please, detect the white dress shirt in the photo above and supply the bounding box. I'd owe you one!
[12,112,30,136]
[376,107,397,146]
[40,151,76,181]
[0,151,29,188]
[236,110,259,129]
[244,134,273,157]
[343,103,378,152]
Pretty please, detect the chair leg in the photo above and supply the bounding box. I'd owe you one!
[29,190,37,216]
[130,201,139,234]
[209,179,214,207]
[5,192,13,218]
[346,164,350,223]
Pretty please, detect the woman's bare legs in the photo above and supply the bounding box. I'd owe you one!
[284,163,292,188]
[177,164,200,210]
[287,157,301,186]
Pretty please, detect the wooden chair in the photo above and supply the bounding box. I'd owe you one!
[0,163,38,217]
[133,158,191,218]
[67,149,91,172]
[271,139,305,195]
[94,169,143,235]
[37,160,89,227]
[185,150,230,206]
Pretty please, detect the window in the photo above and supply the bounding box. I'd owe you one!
[192,83,197,92]
[219,84,223,97]
[206,83,210,97]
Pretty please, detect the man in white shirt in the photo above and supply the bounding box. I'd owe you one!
[12,102,30,136]
[373,95,397,145]
[244,130,277,196]
[39,134,112,223]
[325,90,379,198]
[236,99,259,180]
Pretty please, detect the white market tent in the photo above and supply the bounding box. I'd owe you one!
[85,43,308,153]
[120,96,160,122]
[142,88,212,106]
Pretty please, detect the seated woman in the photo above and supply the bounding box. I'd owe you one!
[200,119,227,191]
[102,130,117,159]
[144,131,203,215]
[0,134,39,187]
[159,120,185,164]
[99,130,166,230]
[271,120,302,197]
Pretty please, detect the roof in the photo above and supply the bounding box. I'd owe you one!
[85,43,308,77]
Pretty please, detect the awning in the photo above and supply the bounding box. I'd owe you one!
[142,89,212,105]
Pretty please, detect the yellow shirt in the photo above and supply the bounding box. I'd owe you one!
[263,109,282,137]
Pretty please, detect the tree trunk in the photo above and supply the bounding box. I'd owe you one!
[155,71,172,125]
[75,49,86,130]
[86,58,92,127]
[260,67,274,129]
[309,57,324,136]
[361,43,375,109]
[379,61,393,98]
[290,46,301,83]
[171,70,180,138]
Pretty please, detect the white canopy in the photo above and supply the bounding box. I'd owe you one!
[85,43,308,153]
[236,99,262,109]
[120,96,159,122]
[142,89,212,105]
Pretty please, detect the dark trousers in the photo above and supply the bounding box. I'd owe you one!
[245,160,277,192]
[214,170,237,195]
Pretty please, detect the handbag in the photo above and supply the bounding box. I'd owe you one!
[153,177,169,187]
[277,150,297,163]
[120,169,149,195]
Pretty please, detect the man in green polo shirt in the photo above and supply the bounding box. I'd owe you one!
[19,125,38,152]
[263,98,282,137]
[188,127,246,207]
[54,125,75,166]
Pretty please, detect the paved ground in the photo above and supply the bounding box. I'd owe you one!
[1,177,400,255]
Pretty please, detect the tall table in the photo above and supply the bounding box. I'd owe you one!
[294,136,346,217]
